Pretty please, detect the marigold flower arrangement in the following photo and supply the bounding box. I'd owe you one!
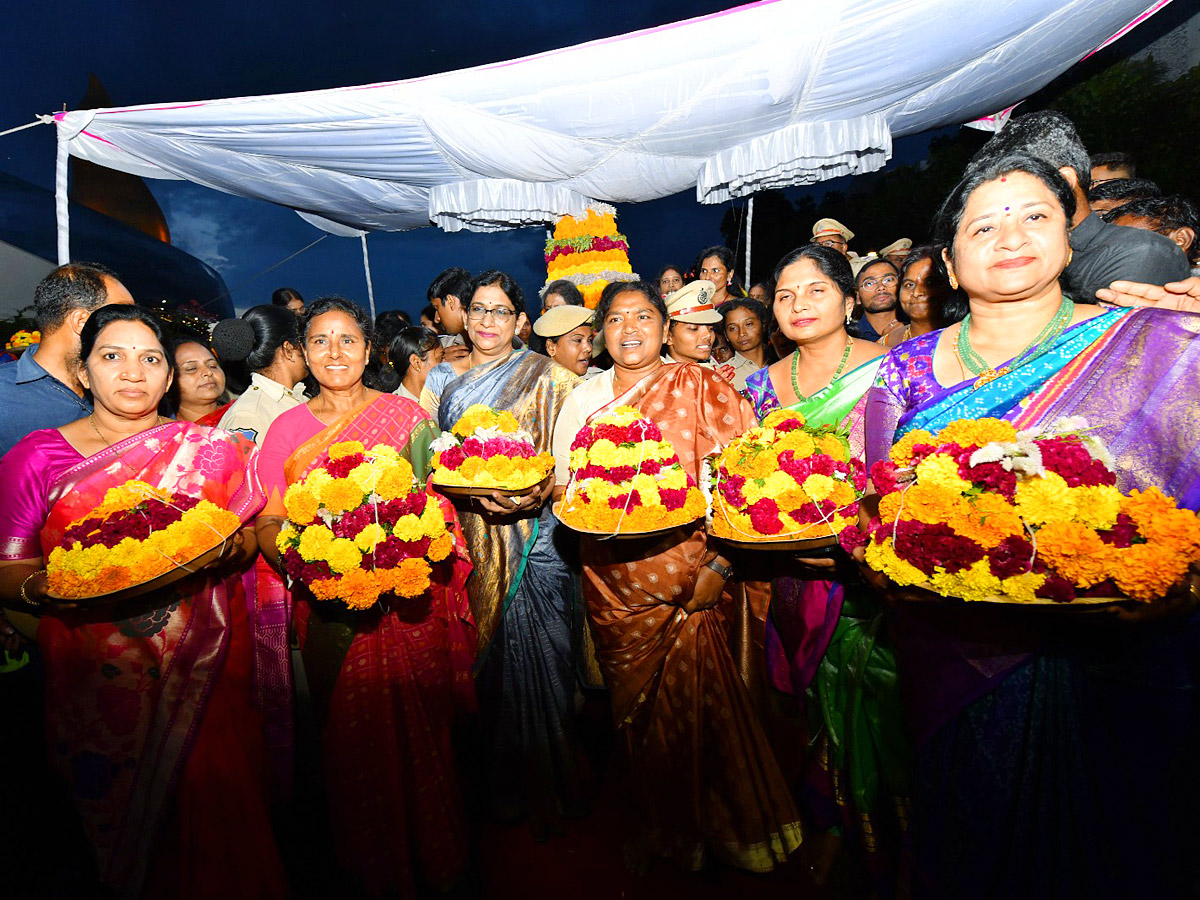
[5,329,39,351]
[47,480,242,598]
[430,404,554,491]
[278,441,456,610]
[557,406,706,534]
[861,417,1200,603]
[711,409,866,543]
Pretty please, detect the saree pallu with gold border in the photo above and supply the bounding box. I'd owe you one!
[749,358,910,897]
[28,421,285,900]
[435,349,589,833]
[283,394,473,897]
[864,308,1200,899]
[580,363,802,872]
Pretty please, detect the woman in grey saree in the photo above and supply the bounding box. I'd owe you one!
[424,270,586,836]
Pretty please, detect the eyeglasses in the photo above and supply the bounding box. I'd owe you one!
[814,237,848,249]
[859,274,897,289]
[467,305,516,322]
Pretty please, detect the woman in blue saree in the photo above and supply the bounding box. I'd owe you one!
[745,245,907,894]
[424,270,587,837]
[864,153,1200,899]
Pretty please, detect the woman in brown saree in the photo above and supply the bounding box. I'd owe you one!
[551,281,802,873]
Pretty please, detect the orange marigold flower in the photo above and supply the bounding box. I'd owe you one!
[1110,543,1190,602]
[903,482,970,527]
[954,493,1024,549]
[1037,520,1112,587]
[320,479,366,515]
[889,429,936,466]
[392,558,433,598]
[937,418,1018,448]
[427,532,454,562]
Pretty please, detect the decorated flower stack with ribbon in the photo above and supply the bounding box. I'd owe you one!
[430,404,555,493]
[556,406,706,535]
[861,417,1200,603]
[711,409,866,546]
[278,441,456,610]
[47,480,241,598]
[543,204,638,309]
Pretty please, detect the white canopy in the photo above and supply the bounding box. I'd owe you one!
[53,0,1172,242]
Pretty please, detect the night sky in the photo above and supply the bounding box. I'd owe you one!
[0,2,1181,318]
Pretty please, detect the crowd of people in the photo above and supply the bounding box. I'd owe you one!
[0,109,1199,900]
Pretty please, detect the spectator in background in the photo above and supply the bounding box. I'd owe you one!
[540,279,585,313]
[533,304,594,377]
[811,218,854,258]
[427,267,471,337]
[880,238,912,268]
[887,244,969,347]
[655,264,685,299]
[850,255,902,344]
[719,297,771,391]
[1087,177,1161,215]
[212,305,309,444]
[171,338,231,426]
[388,325,443,404]
[970,111,1189,301]
[1089,151,1136,185]
[271,287,305,316]
[0,262,135,457]
[371,310,411,393]
[663,280,722,367]
[696,245,744,307]
[420,304,438,332]
[748,280,771,303]
[1105,195,1200,273]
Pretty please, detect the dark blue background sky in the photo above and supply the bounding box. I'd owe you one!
[0,1,1185,318]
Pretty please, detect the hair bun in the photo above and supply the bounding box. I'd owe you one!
[211,318,256,362]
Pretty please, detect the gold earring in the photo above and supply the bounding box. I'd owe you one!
[948,273,959,290]
[845,310,853,325]
[1066,248,1074,267]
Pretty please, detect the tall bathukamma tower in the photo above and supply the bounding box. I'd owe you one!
[543,204,638,309]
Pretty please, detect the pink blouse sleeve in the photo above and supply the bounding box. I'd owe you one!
[0,430,82,560]
[256,405,319,517]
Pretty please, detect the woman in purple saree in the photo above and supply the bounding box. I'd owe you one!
[864,154,1200,899]
[0,305,285,900]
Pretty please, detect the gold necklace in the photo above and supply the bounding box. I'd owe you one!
[90,413,163,449]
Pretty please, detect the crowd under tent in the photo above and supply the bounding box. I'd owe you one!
[46,0,1175,307]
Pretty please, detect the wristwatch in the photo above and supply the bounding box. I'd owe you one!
[704,558,733,581]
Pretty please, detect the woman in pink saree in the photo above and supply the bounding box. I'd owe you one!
[255,297,473,899]
[0,305,286,900]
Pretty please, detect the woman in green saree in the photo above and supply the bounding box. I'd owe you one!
[744,244,907,895]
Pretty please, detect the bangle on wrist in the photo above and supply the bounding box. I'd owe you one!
[19,570,46,606]
[704,558,733,582]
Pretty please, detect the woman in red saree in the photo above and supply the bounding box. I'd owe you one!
[255,297,473,898]
[0,305,286,900]
[552,281,801,873]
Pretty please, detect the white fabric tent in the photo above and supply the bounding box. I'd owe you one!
[52,0,1173,252]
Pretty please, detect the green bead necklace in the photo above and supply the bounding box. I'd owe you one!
[955,298,1074,389]
[791,335,853,400]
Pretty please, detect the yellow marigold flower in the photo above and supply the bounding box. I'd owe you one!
[915,452,972,495]
[603,406,643,427]
[427,532,454,562]
[865,539,927,587]
[304,469,332,495]
[457,457,484,480]
[368,444,401,462]
[889,430,936,466]
[298,524,335,562]
[815,433,848,460]
[631,472,658,498]
[1111,543,1189,601]
[326,538,362,575]
[762,409,805,429]
[349,461,380,492]
[569,448,588,471]
[954,493,1024,549]
[320,478,366,515]
[1070,484,1122,531]
[660,468,687,491]
[420,501,448,538]
[736,451,777,480]
[1015,472,1074,527]
[393,514,424,544]
[803,473,835,502]
[1000,571,1048,603]
[938,418,1018,448]
[354,523,388,552]
[742,478,766,505]
[284,484,320,525]
[776,430,816,456]
[1037,520,1111,587]
[762,470,794,497]
[930,560,1003,602]
[487,456,516,482]
[328,440,365,461]
[830,482,858,508]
